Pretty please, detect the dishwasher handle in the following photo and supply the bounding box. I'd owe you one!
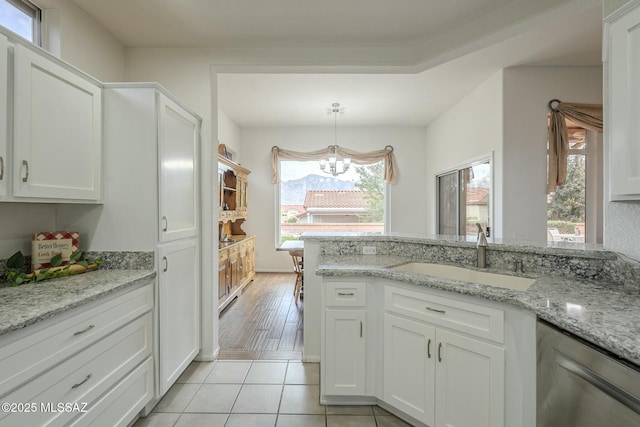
[556,351,640,415]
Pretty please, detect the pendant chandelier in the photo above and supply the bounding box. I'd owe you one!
[319,103,351,176]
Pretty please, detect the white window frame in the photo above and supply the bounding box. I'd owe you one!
[1,0,41,45]
[436,153,494,238]
[274,159,389,246]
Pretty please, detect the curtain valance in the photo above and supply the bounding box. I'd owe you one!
[547,100,603,193]
[271,145,397,184]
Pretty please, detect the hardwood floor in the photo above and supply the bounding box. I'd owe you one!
[218,272,303,360]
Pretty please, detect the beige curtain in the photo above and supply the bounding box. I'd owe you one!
[547,100,603,193]
[271,145,397,184]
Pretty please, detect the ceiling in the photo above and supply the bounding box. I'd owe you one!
[67,0,604,127]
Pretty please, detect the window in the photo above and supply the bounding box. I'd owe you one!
[0,0,41,45]
[546,126,602,243]
[278,160,386,243]
[437,159,492,238]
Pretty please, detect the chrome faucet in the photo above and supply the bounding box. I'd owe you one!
[476,223,488,268]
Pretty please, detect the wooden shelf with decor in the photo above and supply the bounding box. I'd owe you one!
[217,146,254,312]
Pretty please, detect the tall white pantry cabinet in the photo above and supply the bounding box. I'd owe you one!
[100,84,201,397]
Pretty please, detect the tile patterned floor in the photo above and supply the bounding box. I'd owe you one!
[134,360,411,427]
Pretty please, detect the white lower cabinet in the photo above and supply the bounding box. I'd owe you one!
[434,329,504,427]
[322,277,513,426]
[384,285,505,427]
[384,313,504,427]
[323,281,368,397]
[0,283,154,427]
[384,313,435,423]
[325,309,366,395]
[158,239,200,395]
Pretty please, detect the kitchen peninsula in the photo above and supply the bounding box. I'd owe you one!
[302,234,640,427]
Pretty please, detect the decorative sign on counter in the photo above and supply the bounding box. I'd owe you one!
[31,231,80,271]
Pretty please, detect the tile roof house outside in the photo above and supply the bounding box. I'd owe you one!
[466,187,490,205]
[302,190,368,223]
[465,187,490,235]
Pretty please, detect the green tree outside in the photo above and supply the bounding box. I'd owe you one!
[547,154,586,223]
[355,161,385,222]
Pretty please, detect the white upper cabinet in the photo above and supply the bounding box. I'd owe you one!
[606,1,640,200]
[12,44,102,202]
[0,35,8,198]
[158,93,199,242]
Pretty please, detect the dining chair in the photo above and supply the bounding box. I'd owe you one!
[290,249,304,304]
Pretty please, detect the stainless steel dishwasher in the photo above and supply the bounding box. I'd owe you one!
[537,321,640,427]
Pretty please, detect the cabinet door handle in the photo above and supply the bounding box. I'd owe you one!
[426,306,446,314]
[427,338,431,359]
[22,160,29,183]
[73,324,95,336]
[360,321,363,338]
[338,292,354,296]
[438,343,443,362]
[71,373,92,389]
[162,216,168,232]
[0,156,4,180]
[163,256,168,272]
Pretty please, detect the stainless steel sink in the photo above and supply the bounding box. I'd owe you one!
[391,262,535,291]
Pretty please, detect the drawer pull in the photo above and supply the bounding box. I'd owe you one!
[71,374,92,389]
[73,324,95,336]
[426,306,446,314]
[162,216,168,232]
[438,343,443,362]
[360,321,363,338]
[163,256,168,272]
[338,292,355,296]
[0,156,3,180]
[427,338,432,359]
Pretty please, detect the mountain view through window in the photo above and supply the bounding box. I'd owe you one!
[279,160,385,243]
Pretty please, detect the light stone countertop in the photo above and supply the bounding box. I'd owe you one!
[0,269,156,337]
[316,254,640,367]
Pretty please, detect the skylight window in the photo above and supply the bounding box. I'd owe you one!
[0,0,41,45]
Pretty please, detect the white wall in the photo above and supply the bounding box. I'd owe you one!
[502,66,602,241]
[239,126,427,272]
[424,67,603,242]
[218,109,241,160]
[424,71,504,236]
[0,204,57,259]
[36,0,126,82]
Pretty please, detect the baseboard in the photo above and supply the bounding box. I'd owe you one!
[195,346,219,362]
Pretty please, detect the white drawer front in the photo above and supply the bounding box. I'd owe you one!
[0,313,153,427]
[385,285,504,343]
[326,282,366,307]
[0,284,153,397]
[71,357,154,427]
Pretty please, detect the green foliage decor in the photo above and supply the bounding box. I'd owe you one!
[4,251,102,287]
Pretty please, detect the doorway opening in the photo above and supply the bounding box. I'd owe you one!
[218,273,303,360]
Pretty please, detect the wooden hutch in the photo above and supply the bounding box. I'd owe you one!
[218,151,255,311]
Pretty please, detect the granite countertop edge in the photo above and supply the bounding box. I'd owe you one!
[316,255,640,367]
[0,269,156,337]
[302,233,616,260]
